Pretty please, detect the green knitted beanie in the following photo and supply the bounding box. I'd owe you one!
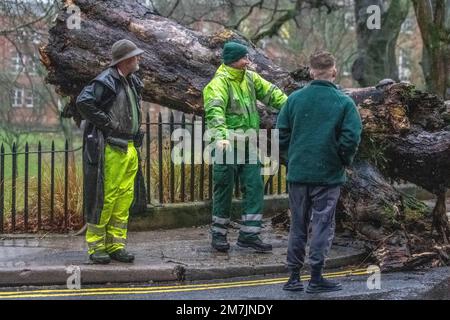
[222,41,249,65]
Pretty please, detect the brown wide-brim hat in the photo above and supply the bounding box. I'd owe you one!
[110,39,144,67]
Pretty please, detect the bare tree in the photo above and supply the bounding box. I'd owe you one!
[266,1,357,84]
[412,0,450,99]
[150,0,342,43]
[352,0,411,87]
[0,0,56,37]
[0,0,74,151]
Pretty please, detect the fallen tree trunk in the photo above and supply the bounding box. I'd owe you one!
[274,161,450,271]
[40,0,304,123]
[40,0,450,269]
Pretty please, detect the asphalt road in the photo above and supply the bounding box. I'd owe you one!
[0,266,448,300]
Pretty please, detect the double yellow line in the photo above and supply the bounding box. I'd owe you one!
[0,268,370,299]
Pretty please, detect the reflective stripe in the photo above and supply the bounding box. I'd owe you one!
[211,226,227,235]
[205,99,225,109]
[87,238,104,249]
[240,226,261,234]
[242,214,262,222]
[245,73,257,115]
[246,73,255,98]
[228,98,243,114]
[87,223,105,235]
[109,218,128,230]
[113,238,127,244]
[106,235,127,245]
[212,216,230,225]
[209,117,226,127]
[228,84,243,115]
[261,85,276,105]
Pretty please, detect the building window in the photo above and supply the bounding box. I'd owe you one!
[11,52,23,73]
[25,89,34,108]
[17,30,41,45]
[27,58,38,75]
[10,51,38,75]
[11,88,24,108]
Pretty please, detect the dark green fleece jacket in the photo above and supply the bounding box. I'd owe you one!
[276,80,362,185]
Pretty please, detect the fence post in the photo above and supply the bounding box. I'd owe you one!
[50,140,55,225]
[24,142,29,231]
[145,111,151,204]
[208,141,212,200]
[11,143,17,232]
[268,174,274,195]
[190,115,195,202]
[208,167,213,199]
[0,144,4,233]
[277,163,282,194]
[285,165,288,193]
[37,142,42,230]
[64,140,69,231]
[158,112,163,204]
[169,111,175,203]
[181,113,186,202]
[200,117,205,201]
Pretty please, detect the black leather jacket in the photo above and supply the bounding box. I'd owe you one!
[76,67,144,137]
[75,67,147,224]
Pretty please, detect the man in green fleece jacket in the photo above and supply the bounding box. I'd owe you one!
[276,51,362,294]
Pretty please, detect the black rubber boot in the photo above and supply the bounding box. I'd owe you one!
[109,249,135,263]
[89,249,111,264]
[306,277,342,294]
[283,272,304,292]
[212,234,230,252]
[237,238,272,252]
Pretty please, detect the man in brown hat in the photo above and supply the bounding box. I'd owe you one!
[76,39,145,264]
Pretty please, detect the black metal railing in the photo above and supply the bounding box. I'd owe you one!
[0,111,288,233]
[0,140,83,233]
[142,111,288,205]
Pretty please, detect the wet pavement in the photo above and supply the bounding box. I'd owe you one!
[0,223,367,286]
[0,223,366,269]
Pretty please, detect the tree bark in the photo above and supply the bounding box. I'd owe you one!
[40,0,450,269]
[412,0,450,99]
[39,0,302,124]
[352,0,411,87]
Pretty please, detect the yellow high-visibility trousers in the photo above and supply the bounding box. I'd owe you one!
[86,142,138,255]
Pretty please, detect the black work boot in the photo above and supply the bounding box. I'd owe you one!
[306,276,342,294]
[237,237,272,252]
[212,234,230,252]
[109,249,135,263]
[89,249,111,264]
[283,271,304,292]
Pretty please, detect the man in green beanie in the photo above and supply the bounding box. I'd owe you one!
[203,41,288,252]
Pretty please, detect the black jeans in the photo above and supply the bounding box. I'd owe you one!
[287,183,341,273]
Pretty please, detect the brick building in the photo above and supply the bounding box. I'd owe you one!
[0,22,178,137]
